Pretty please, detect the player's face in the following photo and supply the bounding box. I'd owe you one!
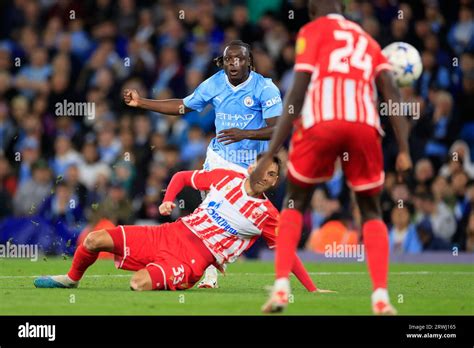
[222,46,249,85]
[250,161,279,193]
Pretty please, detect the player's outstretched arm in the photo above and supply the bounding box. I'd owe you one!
[376,71,413,176]
[291,254,317,292]
[161,171,196,209]
[160,170,224,214]
[123,89,193,116]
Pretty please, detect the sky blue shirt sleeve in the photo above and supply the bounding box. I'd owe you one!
[183,75,216,112]
[260,81,282,120]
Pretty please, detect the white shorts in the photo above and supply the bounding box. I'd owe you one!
[203,147,249,176]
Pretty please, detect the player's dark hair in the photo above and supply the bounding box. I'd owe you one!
[256,153,282,175]
[213,40,255,72]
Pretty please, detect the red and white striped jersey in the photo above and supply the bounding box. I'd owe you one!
[294,14,391,133]
[180,169,279,265]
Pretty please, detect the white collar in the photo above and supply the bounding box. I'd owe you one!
[326,14,345,19]
[225,71,254,92]
[241,178,268,202]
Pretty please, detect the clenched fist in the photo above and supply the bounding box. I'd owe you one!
[395,151,412,182]
[159,201,176,216]
[123,89,140,107]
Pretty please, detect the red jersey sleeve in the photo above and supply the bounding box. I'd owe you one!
[163,169,242,202]
[294,21,321,73]
[261,211,279,249]
[191,169,243,191]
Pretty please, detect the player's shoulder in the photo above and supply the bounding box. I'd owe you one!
[298,15,338,34]
[331,15,381,49]
[252,72,281,97]
[207,168,246,181]
[201,70,226,87]
[262,199,279,217]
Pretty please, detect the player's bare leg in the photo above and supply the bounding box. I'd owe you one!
[262,180,313,313]
[355,192,397,315]
[130,269,153,291]
[34,230,114,288]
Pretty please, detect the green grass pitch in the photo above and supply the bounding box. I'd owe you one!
[0,258,473,315]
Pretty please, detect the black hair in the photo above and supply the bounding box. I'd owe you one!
[213,40,255,72]
[256,152,282,175]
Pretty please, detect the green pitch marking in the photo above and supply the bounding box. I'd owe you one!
[0,259,472,315]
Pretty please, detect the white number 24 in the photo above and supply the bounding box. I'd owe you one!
[328,30,372,80]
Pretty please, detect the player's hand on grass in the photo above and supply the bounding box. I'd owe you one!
[395,151,412,182]
[123,89,140,107]
[217,128,247,145]
[159,201,176,215]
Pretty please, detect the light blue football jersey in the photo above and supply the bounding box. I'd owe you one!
[183,70,282,169]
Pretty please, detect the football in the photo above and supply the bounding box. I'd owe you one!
[382,42,423,87]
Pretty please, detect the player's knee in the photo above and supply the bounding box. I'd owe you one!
[130,270,152,291]
[83,230,107,252]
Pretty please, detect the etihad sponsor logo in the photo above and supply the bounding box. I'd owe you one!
[206,200,238,235]
[216,112,254,121]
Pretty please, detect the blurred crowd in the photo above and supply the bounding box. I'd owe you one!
[0,0,473,255]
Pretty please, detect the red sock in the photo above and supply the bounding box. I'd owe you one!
[275,209,303,279]
[362,219,389,290]
[67,245,99,282]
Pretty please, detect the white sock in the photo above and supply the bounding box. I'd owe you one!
[204,265,218,279]
[51,275,78,286]
[274,277,290,291]
[372,288,389,303]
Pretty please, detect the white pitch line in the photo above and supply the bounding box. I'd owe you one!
[0,271,473,279]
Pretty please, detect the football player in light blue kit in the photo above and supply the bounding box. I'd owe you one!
[123,40,283,287]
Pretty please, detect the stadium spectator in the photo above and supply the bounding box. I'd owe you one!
[180,125,207,165]
[50,134,81,178]
[38,181,85,231]
[416,218,451,251]
[77,140,111,191]
[13,159,52,216]
[97,126,121,165]
[440,141,474,179]
[389,205,422,254]
[64,163,88,209]
[17,137,40,185]
[447,5,474,55]
[416,191,457,244]
[91,181,134,226]
[14,47,52,99]
[424,91,453,166]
